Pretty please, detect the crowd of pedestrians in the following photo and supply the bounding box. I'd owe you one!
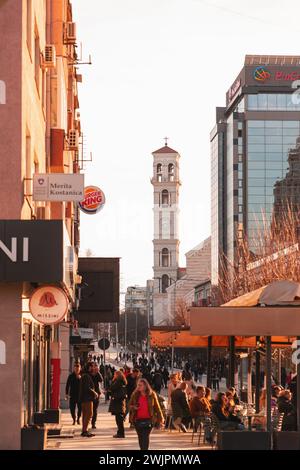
[65,350,297,449]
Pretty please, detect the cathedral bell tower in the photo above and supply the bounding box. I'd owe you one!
[151,139,181,325]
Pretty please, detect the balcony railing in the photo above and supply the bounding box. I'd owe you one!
[192,297,212,307]
[150,177,181,184]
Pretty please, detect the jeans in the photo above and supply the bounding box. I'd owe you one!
[115,413,125,437]
[135,419,152,450]
[70,398,81,422]
[81,401,93,433]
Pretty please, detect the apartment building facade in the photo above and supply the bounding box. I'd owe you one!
[0,0,82,449]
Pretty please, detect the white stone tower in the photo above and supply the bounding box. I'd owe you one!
[151,139,181,325]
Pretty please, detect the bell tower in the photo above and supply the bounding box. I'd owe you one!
[151,139,181,325]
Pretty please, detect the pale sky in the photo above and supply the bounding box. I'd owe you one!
[73,0,300,289]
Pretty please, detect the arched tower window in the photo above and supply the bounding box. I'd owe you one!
[162,189,169,205]
[168,163,174,181]
[157,163,162,182]
[162,274,169,293]
[162,248,169,267]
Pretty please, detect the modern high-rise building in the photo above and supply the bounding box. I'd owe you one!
[151,141,181,325]
[211,55,300,294]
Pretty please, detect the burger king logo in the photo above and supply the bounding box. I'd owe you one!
[253,66,271,82]
[78,186,106,214]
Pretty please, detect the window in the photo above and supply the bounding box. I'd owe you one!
[162,190,169,205]
[162,248,169,267]
[162,275,169,293]
[168,163,174,181]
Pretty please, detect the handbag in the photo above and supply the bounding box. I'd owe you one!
[135,419,152,429]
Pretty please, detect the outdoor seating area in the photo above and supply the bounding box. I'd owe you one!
[148,281,300,450]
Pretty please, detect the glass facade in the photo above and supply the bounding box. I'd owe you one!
[226,114,235,263]
[247,94,300,111]
[211,129,224,286]
[247,120,300,253]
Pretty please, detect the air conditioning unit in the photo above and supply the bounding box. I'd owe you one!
[65,22,76,44]
[42,45,56,69]
[68,129,79,150]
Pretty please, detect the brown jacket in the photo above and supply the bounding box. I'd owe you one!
[190,396,211,418]
[129,391,164,425]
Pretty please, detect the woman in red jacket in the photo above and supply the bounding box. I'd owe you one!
[129,379,164,450]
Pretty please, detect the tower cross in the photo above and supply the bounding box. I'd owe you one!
[164,137,169,146]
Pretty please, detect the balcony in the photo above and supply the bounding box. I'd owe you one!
[150,177,181,185]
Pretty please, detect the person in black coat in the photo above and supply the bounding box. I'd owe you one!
[126,369,140,400]
[78,363,99,437]
[162,367,169,389]
[152,369,163,394]
[278,390,297,431]
[90,362,104,429]
[109,370,128,438]
[212,392,243,430]
[171,382,191,432]
[65,363,82,425]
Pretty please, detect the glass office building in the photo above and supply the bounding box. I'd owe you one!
[211,55,300,291]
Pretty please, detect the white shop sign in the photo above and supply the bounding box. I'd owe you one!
[78,328,94,339]
[33,174,84,202]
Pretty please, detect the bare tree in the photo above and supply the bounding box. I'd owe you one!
[172,297,190,327]
[217,206,300,304]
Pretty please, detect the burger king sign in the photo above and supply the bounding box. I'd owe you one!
[78,186,106,215]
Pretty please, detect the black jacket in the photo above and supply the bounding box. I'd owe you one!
[212,402,241,423]
[109,378,127,415]
[90,372,104,395]
[171,389,191,419]
[126,374,137,399]
[66,373,81,401]
[79,373,97,403]
[278,396,297,431]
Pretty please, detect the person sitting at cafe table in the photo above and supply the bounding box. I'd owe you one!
[271,385,282,407]
[190,386,212,441]
[212,392,244,430]
[205,387,213,404]
[228,387,240,405]
[190,386,211,420]
[277,390,297,431]
[225,391,236,411]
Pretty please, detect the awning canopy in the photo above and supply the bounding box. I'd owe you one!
[190,280,300,336]
[223,280,300,307]
[150,328,291,349]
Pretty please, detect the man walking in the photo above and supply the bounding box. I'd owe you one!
[79,362,99,437]
[65,362,82,425]
[90,362,104,429]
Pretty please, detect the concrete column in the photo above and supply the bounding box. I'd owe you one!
[0,283,23,450]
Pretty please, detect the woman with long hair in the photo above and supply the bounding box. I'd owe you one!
[205,387,213,404]
[108,370,127,438]
[212,392,243,430]
[129,378,164,450]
